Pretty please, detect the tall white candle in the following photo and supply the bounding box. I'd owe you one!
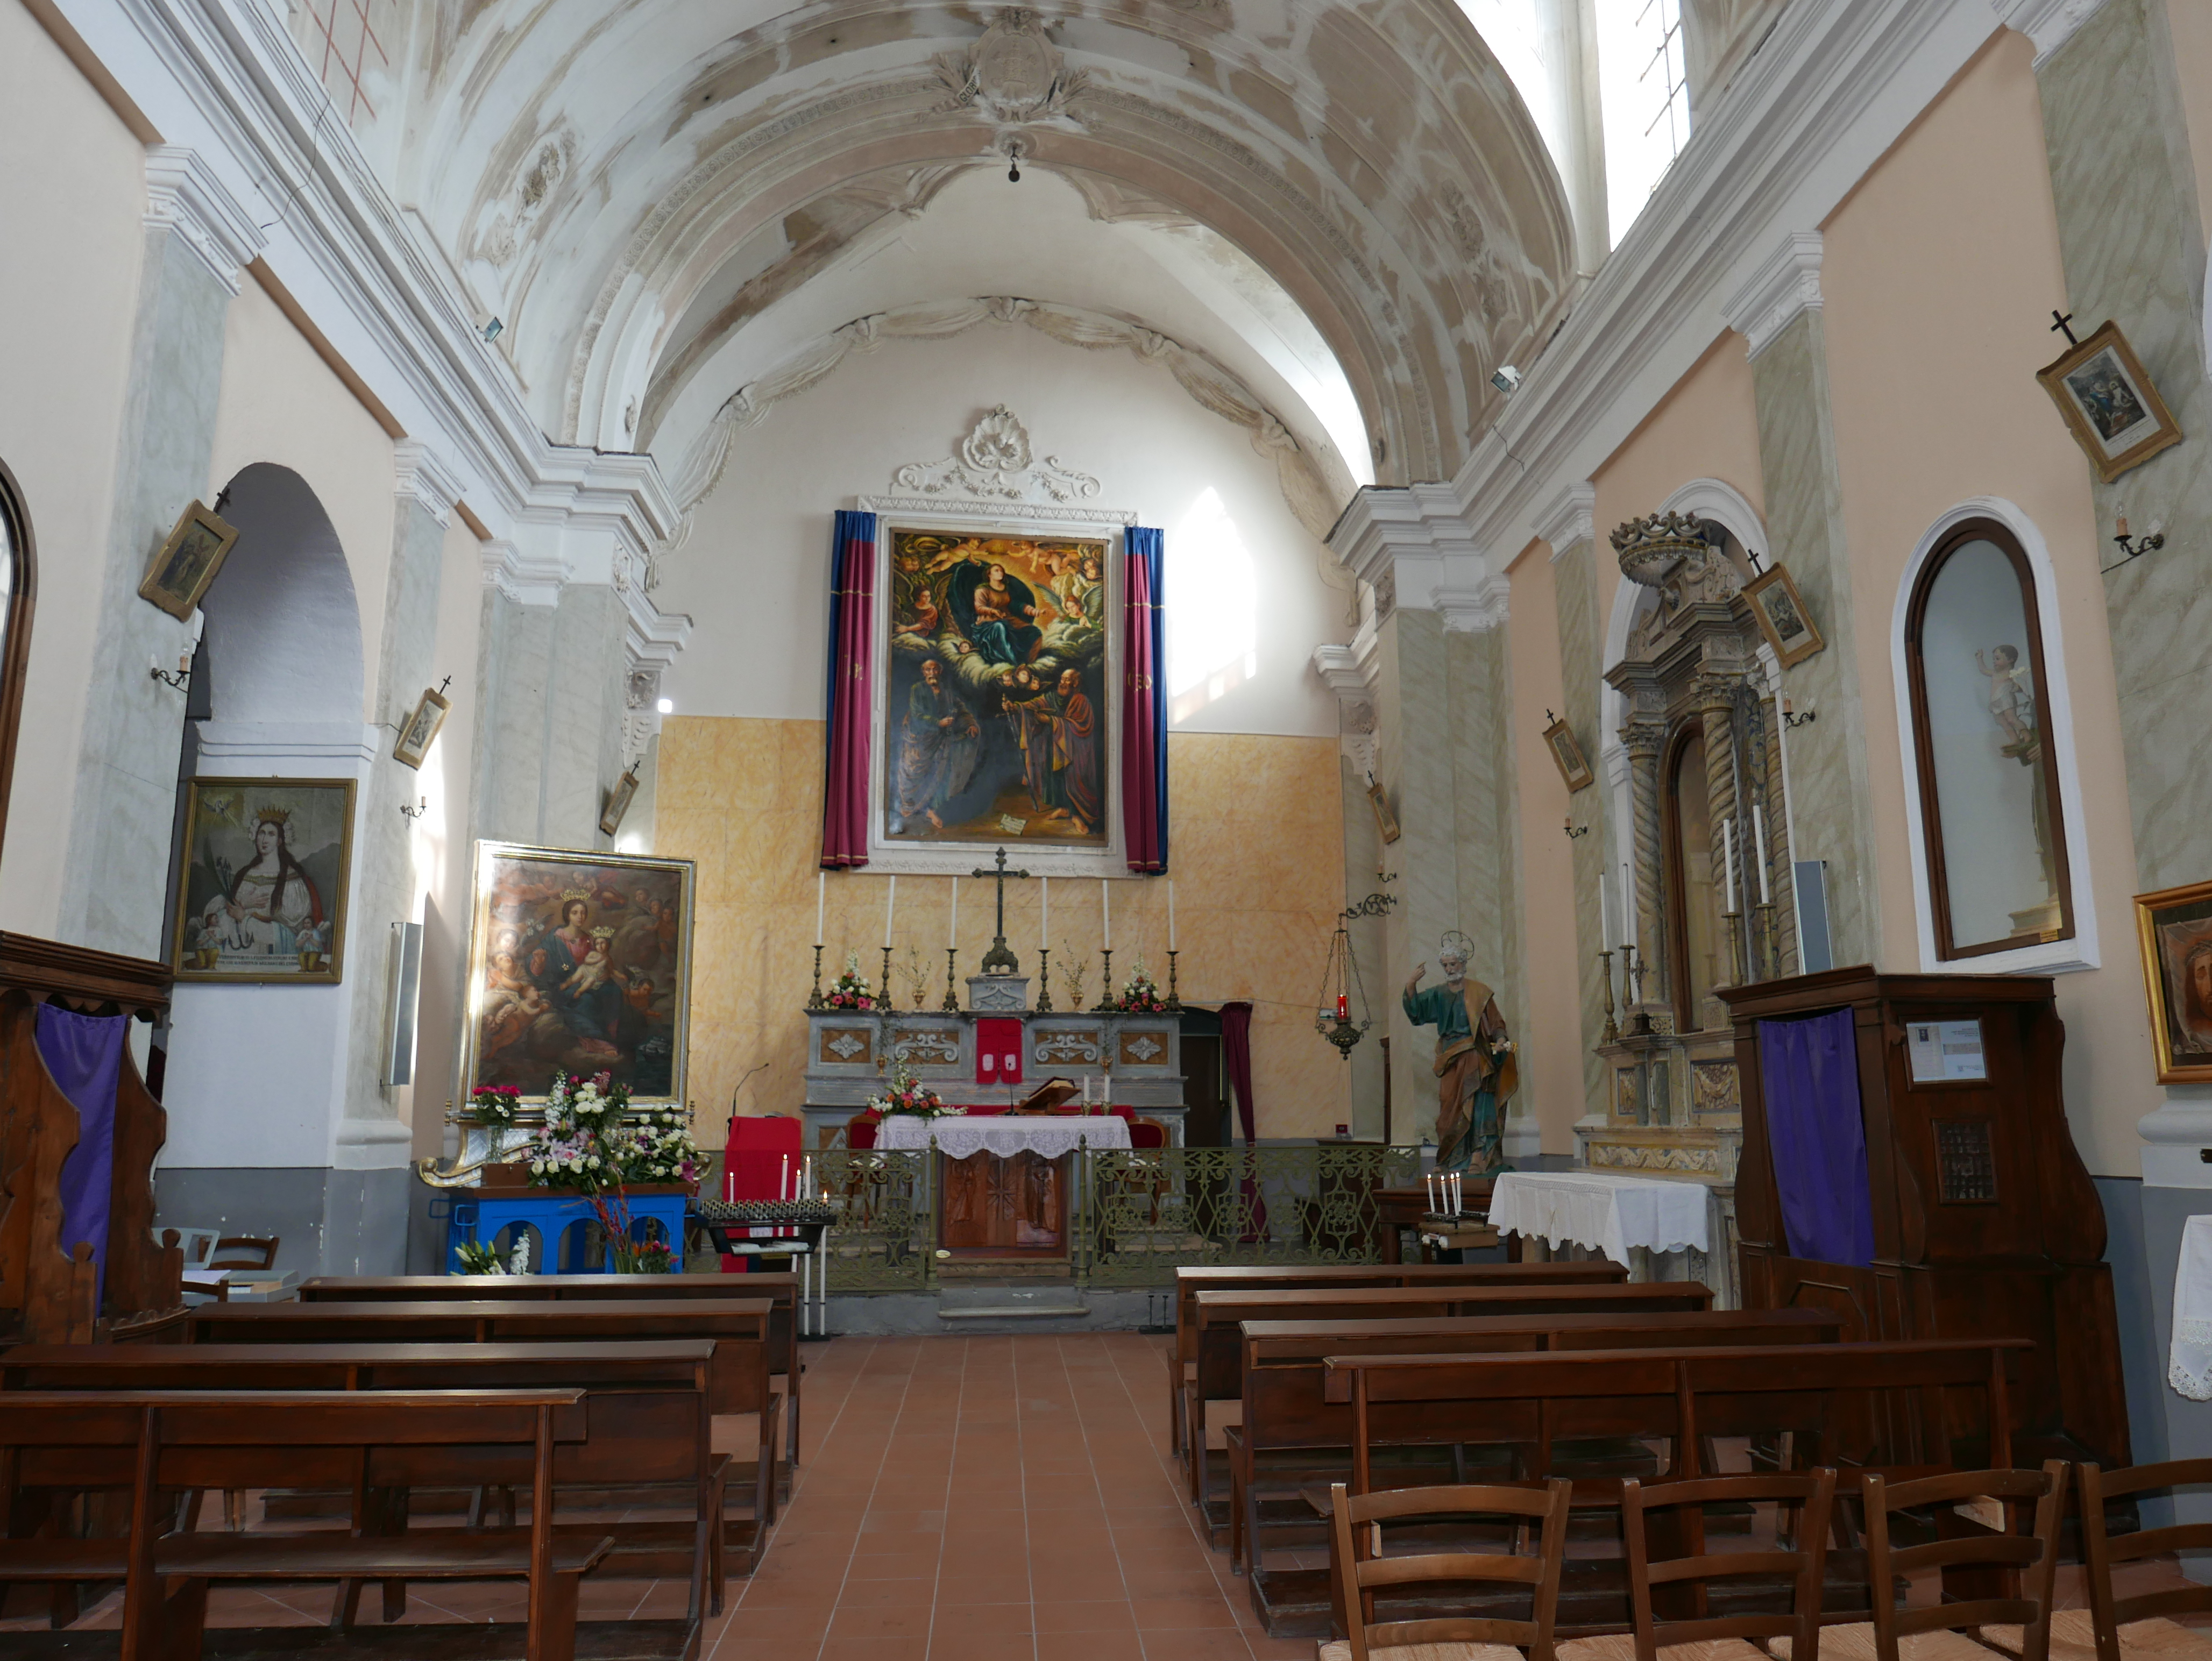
[1101,879,1111,949]
[1167,880,1177,950]
[815,872,825,947]
[1720,816,1737,909]
[948,877,958,947]
[1752,805,1773,904]
[884,875,896,948]
[1040,876,1050,948]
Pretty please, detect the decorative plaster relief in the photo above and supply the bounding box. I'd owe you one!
[891,406,1100,503]
[1722,231,1824,358]
[1534,482,1598,558]
[145,147,267,296]
[933,10,1089,128]
[393,441,465,528]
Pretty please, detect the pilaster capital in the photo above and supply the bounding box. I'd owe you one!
[480,539,569,607]
[1325,482,1507,631]
[393,441,465,529]
[1311,626,1380,706]
[1622,718,1668,761]
[144,146,265,296]
[1722,231,1824,358]
[1989,0,2111,66]
[1534,483,1598,559]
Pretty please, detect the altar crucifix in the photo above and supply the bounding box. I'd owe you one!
[972,846,1032,976]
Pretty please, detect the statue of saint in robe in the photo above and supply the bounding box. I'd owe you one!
[1401,931,1517,1175]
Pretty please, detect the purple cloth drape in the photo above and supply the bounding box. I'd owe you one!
[1756,1008,1874,1268]
[37,1004,130,1309]
[1120,529,1168,874]
[820,509,877,868]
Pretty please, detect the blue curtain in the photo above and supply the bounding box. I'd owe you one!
[1756,1008,1875,1267]
[38,1004,130,1309]
[1124,526,1169,872]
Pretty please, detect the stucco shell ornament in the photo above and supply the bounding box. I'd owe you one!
[892,406,1101,503]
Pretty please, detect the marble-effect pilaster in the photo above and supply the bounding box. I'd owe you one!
[1749,311,1882,968]
[1552,538,1611,1116]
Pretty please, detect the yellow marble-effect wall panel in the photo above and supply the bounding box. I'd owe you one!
[657,718,1352,1139]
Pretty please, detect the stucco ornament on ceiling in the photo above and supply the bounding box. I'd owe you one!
[893,406,1100,503]
[934,10,1089,129]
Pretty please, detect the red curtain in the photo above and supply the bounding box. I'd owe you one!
[1120,528,1168,873]
[820,510,877,868]
[1221,1000,1256,1144]
[975,1016,1024,1086]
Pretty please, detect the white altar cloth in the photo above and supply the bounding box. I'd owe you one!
[2169,1213,2212,1399]
[1488,1170,1710,1265]
[876,1116,1132,1160]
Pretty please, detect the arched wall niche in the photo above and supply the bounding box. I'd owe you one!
[198,463,365,727]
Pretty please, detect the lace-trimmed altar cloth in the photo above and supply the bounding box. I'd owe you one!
[1488,1169,1710,1267]
[2169,1213,2212,1400]
[874,1116,1132,1160]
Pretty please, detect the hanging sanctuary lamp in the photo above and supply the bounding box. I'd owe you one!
[1314,918,1373,1060]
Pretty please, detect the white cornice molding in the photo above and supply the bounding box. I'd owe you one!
[1442,0,1995,564]
[1534,482,1598,559]
[143,144,265,295]
[1989,0,2112,66]
[1328,484,1507,633]
[392,440,464,528]
[623,587,693,675]
[1311,622,1380,704]
[1722,231,1825,358]
[480,540,569,608]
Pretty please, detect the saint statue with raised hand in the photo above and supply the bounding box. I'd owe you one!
[1402,931,1517,1175]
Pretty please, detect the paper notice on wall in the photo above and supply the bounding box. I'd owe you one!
[1908,1018,1987,1083]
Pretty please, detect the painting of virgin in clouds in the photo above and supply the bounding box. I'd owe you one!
[883,527,1112,845]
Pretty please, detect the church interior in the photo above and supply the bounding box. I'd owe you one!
[7,0,2212,1656]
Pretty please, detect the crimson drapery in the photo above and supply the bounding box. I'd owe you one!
[975,1017,1024,1086]
[1120,528,1169,873]
[1220,1000,1256,1144]
[820,510,877,868]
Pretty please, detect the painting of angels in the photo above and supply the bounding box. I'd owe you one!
[460,843,694,1103]
[883,527,1112,845]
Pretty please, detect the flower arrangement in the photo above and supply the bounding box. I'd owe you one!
[465,1084,523,1128]
[1110,959,1169,1014]
[600,1103,704,1188]
[1057,944,1090,1011]
[868,1066,952,1119]
[525,1071,703,1192]
[825,951,879,1010]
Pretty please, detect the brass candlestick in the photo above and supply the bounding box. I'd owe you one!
[1599,948,1617,1042]
[1036,947,1054,1011]
[1095,947,1115,1012]
[941,947,960,1012]
[1166,947,1182,1012]
[1721,909,1747,987]
[1753,900,1776,982]
[808,944,825,1009]
[880,945,894,1010]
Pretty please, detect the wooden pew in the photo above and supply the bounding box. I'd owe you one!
[0,1339,747,1614]
[297,1272,806,1465]
[176,1300,783,1561]
[0,1389,655,1661]
[1185,1281,1708,1510]
[1225,1306,1842,1580]
[1167,1262,1626,1461]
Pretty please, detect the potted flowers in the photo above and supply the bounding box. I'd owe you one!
[1110,960,1169,1014]
[524,1072,702,1273]
[868,1066,953,1119]
[825,952,880,1010]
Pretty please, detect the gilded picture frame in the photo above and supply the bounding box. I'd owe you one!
[138,500,238,622]
[2037,320,2182,484]
[2135,878,2212,1084]
[1742,564,1825,669]
[459,841,694,1104]
[1542,712,1594,793]
[392,687,449,770]
[172,777,356,983]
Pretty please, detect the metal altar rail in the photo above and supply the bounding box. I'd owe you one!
[692,1142,1422,1293]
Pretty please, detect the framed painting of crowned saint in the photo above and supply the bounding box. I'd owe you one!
[459,842,694,1104]
[172,778,355,982]
[876,523,1117,858]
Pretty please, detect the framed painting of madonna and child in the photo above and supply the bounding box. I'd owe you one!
[880,525,1115,849]
[171,777,355,983]
[460,842,695,1104]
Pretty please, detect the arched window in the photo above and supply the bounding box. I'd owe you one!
[0,461,36,870]
[1903,519,2073,960]
[1663,718,1729,1031]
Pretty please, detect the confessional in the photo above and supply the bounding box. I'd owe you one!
[1721,965,2128,1466]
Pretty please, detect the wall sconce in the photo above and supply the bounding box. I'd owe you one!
[1563,818,1589,840]
[2107,502,2165,569]
[150,652,191,692]
[1782,700,1817,730]
[400,797,427,821]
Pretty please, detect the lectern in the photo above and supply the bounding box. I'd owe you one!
[1720,966,2127,1467]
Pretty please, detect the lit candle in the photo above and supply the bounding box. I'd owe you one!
[1426,1171,1436,1213]
[1101,879,1111,949]
[1752,805,1773,905]
[2117,502,2131,539]
[1336,991,1348,1020]
[816,872,825,947]
[1040,876,1050,948]
[1720,817,1737,910]
[948,877,959,946]
[884,875,896,948]
[1167,880,1177,950]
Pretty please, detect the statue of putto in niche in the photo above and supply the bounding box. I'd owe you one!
[1402,932,1518,1175]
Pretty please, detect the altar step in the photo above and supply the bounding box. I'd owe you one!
[935,1281,1090,1322]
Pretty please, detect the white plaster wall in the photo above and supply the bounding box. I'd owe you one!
[656,325,1344,741]
[0,2,149,935]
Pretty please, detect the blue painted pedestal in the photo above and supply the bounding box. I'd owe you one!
[447,1189,688,1274]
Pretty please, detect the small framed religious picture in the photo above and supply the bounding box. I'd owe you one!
[138,500,238,621]
[2037,320,2181,482]
[2135,878,2212,1083]
[172,777,356,982]
[599,769,641,837]
[1366,777,1401,844]
[1742,564,1825,669]
[1542,711,1594,792]
[391,686,450,770]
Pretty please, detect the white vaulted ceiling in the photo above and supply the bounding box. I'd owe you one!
[364,0,1575,508]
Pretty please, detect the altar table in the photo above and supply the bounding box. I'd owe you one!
[877,1115,1132,1259]
[1487,1169,1710,1267]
